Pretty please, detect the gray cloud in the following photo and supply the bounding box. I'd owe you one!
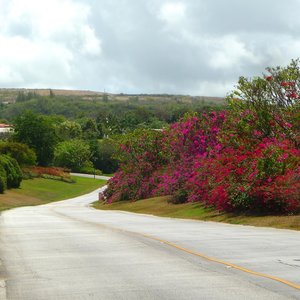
[0,0,300,96]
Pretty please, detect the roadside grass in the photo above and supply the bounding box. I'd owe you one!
[0,176,106,212]
[94,196,300,231]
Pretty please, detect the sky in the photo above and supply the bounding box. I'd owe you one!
[0,0,300,96]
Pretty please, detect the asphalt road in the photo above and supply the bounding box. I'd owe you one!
[0,187,300,300]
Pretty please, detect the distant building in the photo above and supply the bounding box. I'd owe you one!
[0,124,13,134]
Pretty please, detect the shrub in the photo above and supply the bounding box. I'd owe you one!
[54,139,91,171]
[0,155,22,192]
[0,141,36,166]
[23,166,73,182]
[78,161,102,176]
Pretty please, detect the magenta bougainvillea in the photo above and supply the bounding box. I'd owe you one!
[103,109,299,214]
[103,61,300,214]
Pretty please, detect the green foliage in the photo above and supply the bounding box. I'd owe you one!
[79,118,100,140]
[13,111,58,166]
[16,91,26,103]
[227,59,300,146]
[0,141,36,166]
[114,128,165,166]
[15,91,39,103]
[0,94,223,131]
[92,138,119,174]
[54,139,91,171]
[172,189,188,204]
[78,163,102,175]
[0,154,22,192]
[56,120,82,141]
[0,163,6,193]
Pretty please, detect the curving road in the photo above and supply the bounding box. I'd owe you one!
[0,187,300,299]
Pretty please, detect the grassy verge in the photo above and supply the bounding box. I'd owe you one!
[94,196,300,231]
[0,176,106,212]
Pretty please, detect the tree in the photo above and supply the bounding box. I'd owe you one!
[16,91,26,103]
[227,59,300,147]
[92,139,119,174]
[80,118,100,140]
[14,111,58,166]
[49,89,55,98]
[56,120,82,141]
[54,139,91,171]
[0,141,36,166]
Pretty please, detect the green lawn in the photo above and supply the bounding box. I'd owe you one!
[0,176,106,212]
[94,196,300,231]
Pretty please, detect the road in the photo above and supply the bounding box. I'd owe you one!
[0,187,300,299]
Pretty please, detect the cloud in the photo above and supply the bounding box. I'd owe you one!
[208,35,261,70]
[159,2,186,24]
[0,0,101,88]
[0,0,300,96]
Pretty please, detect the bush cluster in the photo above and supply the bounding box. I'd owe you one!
[104,61,300,214]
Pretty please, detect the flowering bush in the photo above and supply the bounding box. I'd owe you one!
[104,61,300,214]
[23,166,74,183]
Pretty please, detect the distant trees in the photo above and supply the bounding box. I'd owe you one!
[1,94,224,175]
[80,118,100,140]
[49,89,55,98]
[16,91,39,103]
[56,120,82,141]
[14,111,58,166]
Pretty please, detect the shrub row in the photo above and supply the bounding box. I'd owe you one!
[104,61,300,214]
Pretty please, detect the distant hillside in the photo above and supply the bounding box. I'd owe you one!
[0,88,225,105]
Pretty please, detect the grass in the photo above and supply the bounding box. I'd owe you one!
[0,176,106,212]
[94,196,300,231]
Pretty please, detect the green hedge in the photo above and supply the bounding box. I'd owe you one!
[0,163,7,193]
[0,155,22,193]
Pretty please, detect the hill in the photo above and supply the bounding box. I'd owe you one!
[0,88,224,105]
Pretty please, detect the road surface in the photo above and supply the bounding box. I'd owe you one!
[0,187,300,299]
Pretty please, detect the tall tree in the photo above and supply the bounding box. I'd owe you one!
[14,111,58,166]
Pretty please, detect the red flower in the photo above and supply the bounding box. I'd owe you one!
[281,82,289,87]
[281,81,295,87]
[266,76,273,81]
[287,92,297,98]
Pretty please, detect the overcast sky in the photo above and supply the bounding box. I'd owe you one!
[0,0,300,96]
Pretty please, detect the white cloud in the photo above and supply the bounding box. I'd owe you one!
[209,35,261,69]
[0,0,101,87]
[159,2,186,24]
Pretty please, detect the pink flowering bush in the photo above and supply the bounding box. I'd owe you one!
[103,129,166,202]
[104,61,300,214]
